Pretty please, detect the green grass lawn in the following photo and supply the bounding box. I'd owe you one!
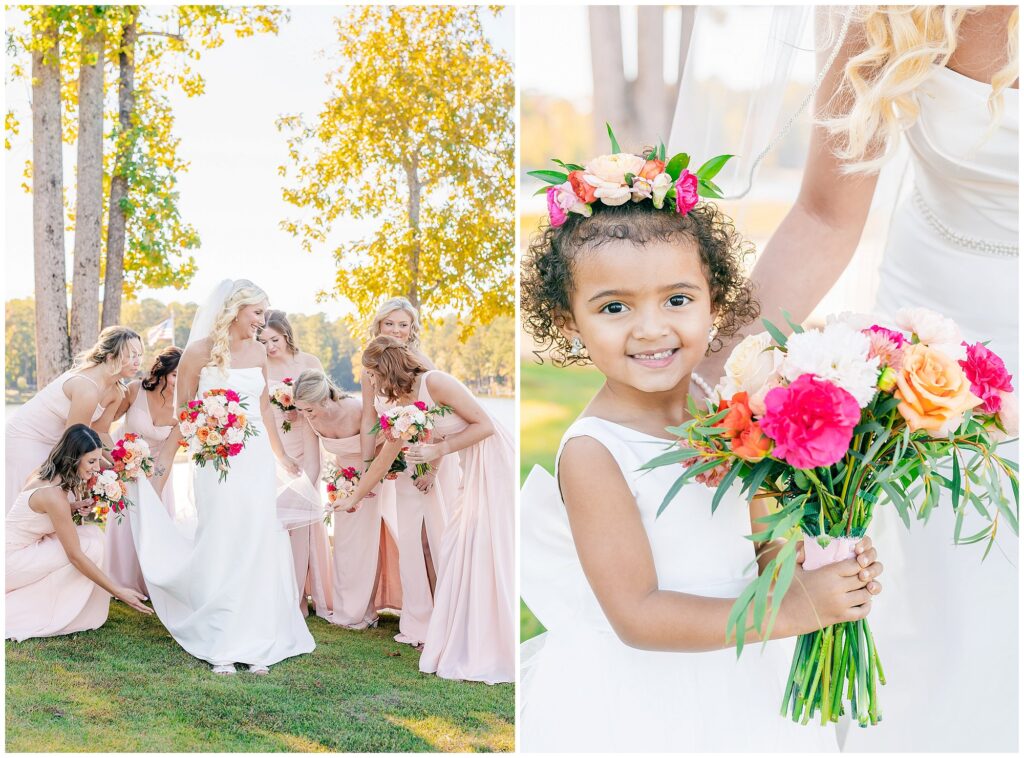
[519,360,604,642]
[5,603,513,752]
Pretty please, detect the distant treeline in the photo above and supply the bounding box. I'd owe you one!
[5,297,514,400]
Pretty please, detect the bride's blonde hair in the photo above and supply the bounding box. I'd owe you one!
[823,5,1018,174]
[207,280,269,372]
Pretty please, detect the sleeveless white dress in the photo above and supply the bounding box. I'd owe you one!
[131,367,315,667]
[843,66,1019,752]
[520,416,837,752]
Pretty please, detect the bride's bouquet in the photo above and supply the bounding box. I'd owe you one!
[372,401,453,479]
[178,388,260,482]
[269,378,297,432]
[321,465,360,524]
[646,308,1018,727]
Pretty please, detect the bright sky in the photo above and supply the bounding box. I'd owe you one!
[4,6,513,320]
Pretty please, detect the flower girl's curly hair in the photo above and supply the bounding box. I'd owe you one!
[522,200,759,367]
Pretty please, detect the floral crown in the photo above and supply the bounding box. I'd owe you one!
[529,123,733,228]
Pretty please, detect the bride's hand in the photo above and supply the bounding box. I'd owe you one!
[115,587,154,615]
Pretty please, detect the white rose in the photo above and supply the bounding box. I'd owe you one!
[584,153,646,187]
[180,421,196,438]
[227,401,242,414]
[994,391,1019,441]
[412,411,427,426]
[104,482,122,500]
[651,173,672,209]
[395,415,413,433]
[895,307,966,361]
[207,430,223,446]
[195,413,207,427]
[782,322,880,408]
[226,427,244,444]
[592,184,632,206]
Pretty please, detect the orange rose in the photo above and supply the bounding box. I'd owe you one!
[895,344,982,435]
[639,158,666,180]
[237,414,247,428]
[717,392,772,462]
[196,426,211,443]
[567,170,597,203]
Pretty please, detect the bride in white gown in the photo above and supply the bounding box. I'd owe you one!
[138,280,315,674]
[686,6,1017,751]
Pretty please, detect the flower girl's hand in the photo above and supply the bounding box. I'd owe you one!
[783,537,884,634]
[115,587,154,615]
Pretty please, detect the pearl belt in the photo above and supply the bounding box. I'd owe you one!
[912,187,1018,258]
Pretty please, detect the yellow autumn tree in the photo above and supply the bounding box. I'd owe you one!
[277,5,514,337]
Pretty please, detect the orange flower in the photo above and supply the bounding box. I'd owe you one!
[196,426,211,443]
[237,414,247,428]
[895,344,982,435]
[568,170,597,203]
[717,392,772,462]
[639,158,666,180]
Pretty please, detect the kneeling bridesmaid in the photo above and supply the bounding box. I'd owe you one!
[6,424,153,641]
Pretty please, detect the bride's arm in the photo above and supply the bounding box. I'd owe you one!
[558,437,883,651]
[693,12,878,387]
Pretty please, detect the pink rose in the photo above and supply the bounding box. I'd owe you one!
[546,186,568,227]
[760,374,861,469]
[958,341,1013,414]
[675,170,700,215]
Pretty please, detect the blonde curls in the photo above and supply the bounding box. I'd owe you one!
[823,5,1018,174]
[73,326,141,375]
[207,280,269,372]
[360,335,428,403]
[292,368,350,406]
[370,297,423,347]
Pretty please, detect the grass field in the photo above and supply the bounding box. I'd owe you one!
[519,359,604,642]
[5,604,514,752]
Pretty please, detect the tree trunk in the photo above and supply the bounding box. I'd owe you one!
[103,12,137,329]
[70,26,105,354]
[588,6,631,152]
[404,155,421,310]
[635,6,667,144]
[32,26,71,387]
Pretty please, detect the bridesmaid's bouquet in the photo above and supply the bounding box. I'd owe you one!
[322,465,360,524]
[110,432,154,481]
[75,469,130,525]
[646,308,1018,727]
[269,378,297,433]
[373,402,453,479]
[178,388,260,482]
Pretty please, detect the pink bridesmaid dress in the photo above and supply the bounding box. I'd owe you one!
[374,393,452,645]
[418,372,515,684]
[317,431,403,628]
[6,484,110,641]
[5,371,105,514]
[105,388,175,595]
[269,381,333,619]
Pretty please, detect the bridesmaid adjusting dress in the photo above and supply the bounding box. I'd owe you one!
[6,425,152,641]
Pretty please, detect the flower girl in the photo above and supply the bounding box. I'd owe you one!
[519,136,885,751]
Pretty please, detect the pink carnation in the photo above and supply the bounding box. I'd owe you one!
[228,443,243,457]
[864,326,907,371]
[225,390,240,403]
[958,342,1013,414]
[379,415,391,429]
[675,170,699,215]
[413,401,427,411]
[546,186,568,227]
[760,374,861,469]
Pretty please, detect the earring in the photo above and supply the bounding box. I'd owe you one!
[569,336,584,357]
[707,326,718,344]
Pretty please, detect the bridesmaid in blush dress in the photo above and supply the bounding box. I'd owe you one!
[6,424,153,641]
[6,326,143,513]
[403,353,515,684]
[104,346,181,595]
[292,369,402,629]
[261,310,333,619]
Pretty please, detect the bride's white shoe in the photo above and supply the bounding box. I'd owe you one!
[248,664,270,675]
[212,664,236,675]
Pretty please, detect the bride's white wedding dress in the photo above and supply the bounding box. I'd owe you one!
[842,65,1018,752]
[520,417,837,752]
[132,366,315,667]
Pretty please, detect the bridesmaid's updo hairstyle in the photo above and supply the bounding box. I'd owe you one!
[370,297,423,347]
[522,200,758,367]
[262,310,300,355]
[208,280,268,372]
[142,346,182,398]
[73,326,142,375]
[37,424,103,495]
[293,369,350,406]
[360,335,428,403]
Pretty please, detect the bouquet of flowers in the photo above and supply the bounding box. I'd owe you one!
[178,388,260,482]
[269,378,297,433]
[76,469,130,525]
[372,401,452,479]
[645,308,1018,727]
[110,432,154,481]
[322,465,360,525]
